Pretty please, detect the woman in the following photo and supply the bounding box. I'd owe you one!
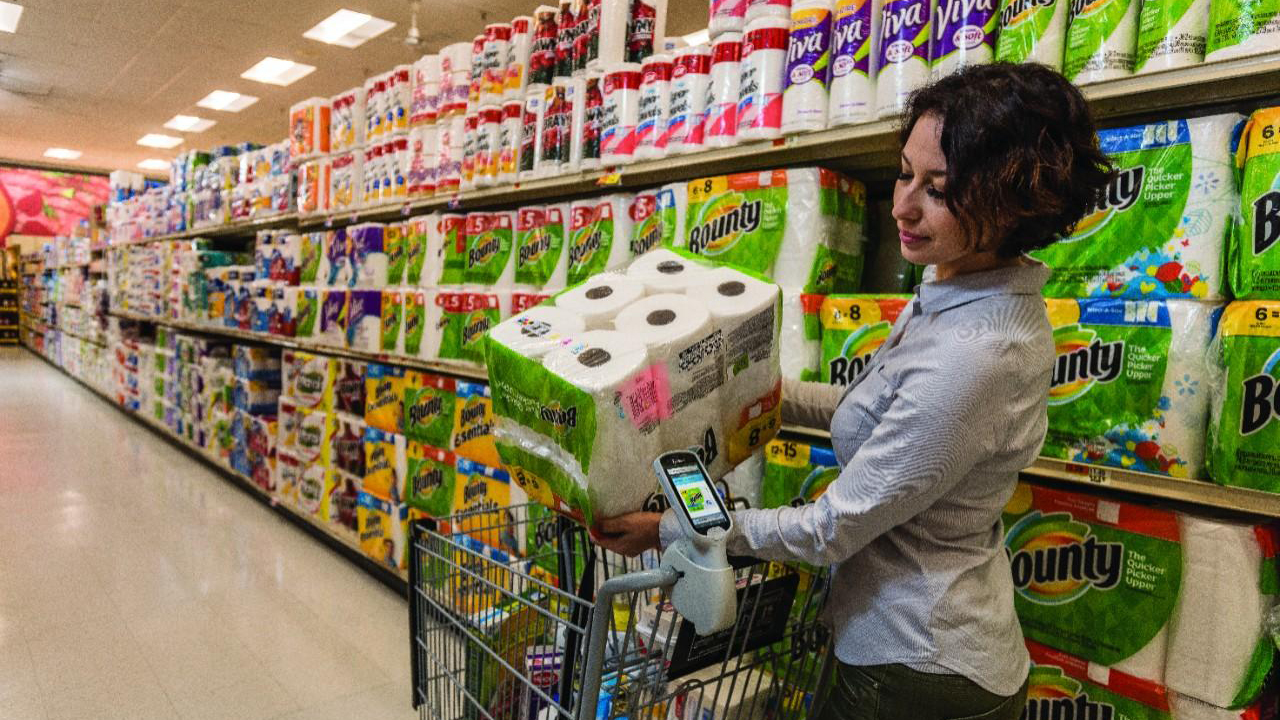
[592,62,1113,719]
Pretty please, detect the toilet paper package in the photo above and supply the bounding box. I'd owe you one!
[437,290,510,365]
[276,452,302,507]
[1230,107,1280,300]
[783,292,824,380]
[515,205,570,290]
[401,289,426,356]
[453,458,528,556]
[931,0,998,75]
[1205,0,1280,61]
[684,167,867,294]
[295,409,337,466]
[819,295,911,386]
[1042,298,1221,478]
[1023,641,1174,720]
[738,16,788,140]
[331,413,366,478]
[875,0,931,118]
[783,0,834,133]
[364,363,405,434]
[464,212,517,288]
[1207,301,1280,493]
[1135,0,1209,73]
[452,381,500,467]
[299,465,337,520]
[1064,0,1139,83]
[995,0,1069,68]
[380,289,403,353]
[289,351,336,411]
[567,195,634,285]
[357,492,408,571]
[439,213,468,286]
[363,427,408,503]
[406,443,457,518]
[760,438,840,509]
[828,0,879,126]
[403,371,457,449]
[1003,482,1183,682]
[1034,113,1243,301]
[347,290,382,352]
[327,471,362,535]
[350,223,388,288]
[335,359,367,418]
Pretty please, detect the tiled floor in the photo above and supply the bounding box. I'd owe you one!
[0,348,418,720]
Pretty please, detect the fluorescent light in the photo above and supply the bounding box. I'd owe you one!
[682,29,709,46]
[196,90,258,112]
[137,159,171,171]
[303,9,395,48]
[43,148,82,160]
[163,114,216,132]
[137,133,183,149]
[241,57,316,86]
[0,2,23,33]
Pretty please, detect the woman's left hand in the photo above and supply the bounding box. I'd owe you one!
[590,512,663,557]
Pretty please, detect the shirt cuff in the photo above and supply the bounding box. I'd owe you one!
[658,508,682,551]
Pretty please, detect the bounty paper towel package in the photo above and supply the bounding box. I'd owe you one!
[294,288,319,340]
[384,223,407,286]
[363,427,408,503]
[819,295,911,386]
[1205,0,1280,61]
[404,218,428,286]
[452,380,500,467]
[440,213,468,286]
[401,290,427,356]
[1043,298,1221,478]
[1230,107,1280,300]
[380,289,403,353]
[406,443,457,517]
[514,205,569,290]
[760,438,840,509]
[453,458,528,556]
[1207,300,1280,492]
[625,248,715,293]
[1135,0,1209,74]
[1034,113,1243,301]
[554,273,647,329]
[403,371,457,449]
[1024,641,1174,720]
[1064,0,1140,83]
[783,292,824,381]
[364,364,405,433]
[567,195,635,286]
[995,0,1069,68]
[437,290,509,365]
[357,492,408,571]
[464,211,517,287]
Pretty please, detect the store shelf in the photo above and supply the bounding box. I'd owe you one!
[113,212,299,246]
[20,346,408,592]
[110,309,489,381]
[778,425,1280,518]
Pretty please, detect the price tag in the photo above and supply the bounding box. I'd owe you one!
[1065,462,1110,484]
[596,169,622,186]
[401,203,412,216]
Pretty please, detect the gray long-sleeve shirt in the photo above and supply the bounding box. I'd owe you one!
[661,260,1054,696]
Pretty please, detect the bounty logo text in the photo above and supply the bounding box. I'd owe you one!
[1006,511,1124,604]
[688,199,763,256]
[1049,326,1124,404]
[1240,349,1280,436]
[1253,190,1280,256]
[1069,167,1144,240]
[1000,0,1054,26]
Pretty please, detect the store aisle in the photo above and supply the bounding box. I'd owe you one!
[0,348,418,720]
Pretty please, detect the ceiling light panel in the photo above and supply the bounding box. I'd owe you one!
[163,115,216,132]
[241,57,316,86]
[196,90,258,112]
[137,133,183,149]
[43,148,82,160]
[303,9,395,48]
[0,2,23,33]
[137,159,171,171]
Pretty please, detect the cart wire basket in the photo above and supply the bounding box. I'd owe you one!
[410,502,833,720]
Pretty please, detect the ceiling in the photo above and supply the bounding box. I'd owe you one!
[0,0,709,177]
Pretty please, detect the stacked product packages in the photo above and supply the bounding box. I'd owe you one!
[228,345,281,491]
[487,251,783,523]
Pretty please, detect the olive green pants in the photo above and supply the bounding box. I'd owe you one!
[813,662,1028,720]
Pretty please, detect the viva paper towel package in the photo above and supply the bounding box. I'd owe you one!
[930,0,997,76]
[1205,0,1280,61]
[683,167,867,294]
[1230,107,1280,299]
[760,438,840,509]
[995,0,1069,68]
[1043,298,1220,478]
[819,295,912,386]
[1207,300,1280,493]
[1034,113,1243,301]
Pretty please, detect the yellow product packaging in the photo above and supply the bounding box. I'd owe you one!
[364,363,405,433]
[288,350,337,411]
[294,409,336,466]
[276,451,302,507]
[451,380,499,466]
[297,464,337,520]
[453,457,527,556]
[363,427,407,503]
[357,491,408,571]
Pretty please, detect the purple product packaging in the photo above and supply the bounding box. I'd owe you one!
[348,223,389,288]
[320,290,349,347]
[347,290,383,352]
[324,228,351,287]
[781,0,834,134]
[930,0,997,75]
[828,0,878,125]
[874,0,931,118]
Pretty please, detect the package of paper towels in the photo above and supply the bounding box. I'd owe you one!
[819,294,911,386]
[1033,113,1243,301]
[486,256,782,524]
[1207,300,1280,493]
[682,166,868,294]
[1042,298,1221,479]
[1229,107,1280,300]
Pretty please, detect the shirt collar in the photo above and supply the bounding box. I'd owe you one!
[915,259,1051,314]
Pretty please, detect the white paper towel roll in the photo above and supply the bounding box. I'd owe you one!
[930,0,997,75]
[1134,0,1208,74]
[781,291,822,380]
[555,273,647,328]
[829,0,880,126]
[1064,0,1139,83]
[875,0,931,118]
[783,0,835,133]
[657,181,689,249]
[1205,0,1280,62]
[711,0,750,36]
[1166,514,1275,709]
[994,0,1068,69]
[602,62,643,165]
[704,33,743,148]
[748,0,795,20]
[420,287,445,359]
[489,305,587,357]
[614,294,729,478]
[542,330,663,518]
[626,248,714,292]
[637,54,674,159]
[738,15,790,140]
[666,44,712,154]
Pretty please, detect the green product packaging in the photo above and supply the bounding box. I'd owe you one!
[995,0,1069,67]
[403,371,457,449]
[783,293,824,382]
[1024,642,1173,720]
[437,291,505,365]
[1043,298,1220,479]
[1063,0,1138,82]
[1206,0,1280,59]
[514,205,567,288]
[440,213,467,285]
[1230,107,1280,299]
[1207,300,1280,492]
[566,195,632,286]
[628,191,665,257]
[1033,114,1242,300]
[1002,482,1183,668]
[760,439,840,510]
[385,222,407,286]
[402,290,426,356]
[294,288,318,339]
[404,218,427,285]
[380,290,403,353]
[1134,0,1207,72]
[463,212,516,286]
[405,442,457,517]
[818,295,911,386]
[656,182,687,249]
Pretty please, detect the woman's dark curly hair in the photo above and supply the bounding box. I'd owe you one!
[901,62,1115,258]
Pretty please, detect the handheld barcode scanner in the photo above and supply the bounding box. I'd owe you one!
[654,450,737,634]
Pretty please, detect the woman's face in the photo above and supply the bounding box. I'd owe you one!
[892,113,997,277]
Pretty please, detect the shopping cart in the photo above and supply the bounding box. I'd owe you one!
[409,502,833,720]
